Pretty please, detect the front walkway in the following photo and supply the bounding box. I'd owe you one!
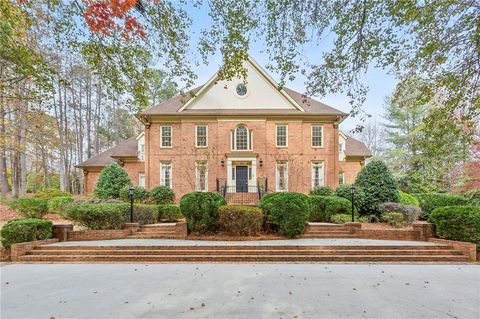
[2,263,479,318]
[49,238,440,247]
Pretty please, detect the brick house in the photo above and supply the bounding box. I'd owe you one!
[77,57,371,203]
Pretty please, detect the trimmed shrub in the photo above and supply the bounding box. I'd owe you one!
[355,160,399,215]
[34,188,71,200]
[71,198,123,205]
[47,196,75,216]
[93,162,131,199]
[310,186,334,196]
[335,184,366,211]
[259,192,310,237]
[158,204,183,222]
[382,212,407,228]
[125,204,158,225]
[119,185,151,203]
[66,203,128,230]
[414,193,466,219]
[399,190,420,206]
[1,219,53,249]
[330,214,352,225]
[218,205,263,236]
[179,192,226,233]
[150,186,175,205]
[429,206,480,248]
[309,195,351,222]
[378,202,422,224]
[10,198,48,218]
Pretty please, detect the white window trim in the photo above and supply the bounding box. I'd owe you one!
[195,125,208,148]
[276,161,288,192]
[275,124,288,148]
[339,171,345,185]
[195,162,208,191]
[231,126,253,151]
[138,173,145,187]
[160,126,172,148]
[160,162,172,188]
[311,124,324,148]
[138,143,145,161]
[311,161,325,189]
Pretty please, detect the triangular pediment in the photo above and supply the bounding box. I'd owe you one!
[179,57,304,112]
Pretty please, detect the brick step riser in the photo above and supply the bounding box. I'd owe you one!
[306,227,348,231]
[303,231,352,234]
[138,229,176,232]
[27,250,464,256]
[35,245,454,251]
[127,236,179,239]
[136,231,176,234]
[18,255,470,263]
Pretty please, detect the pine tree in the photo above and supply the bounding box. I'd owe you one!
[93,162,131,199]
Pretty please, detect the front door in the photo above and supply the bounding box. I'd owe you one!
[235,166,248,193]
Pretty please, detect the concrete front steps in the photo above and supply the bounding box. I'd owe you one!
[127,224,178,239]
[301,223,355,238]
[18,244,471,263]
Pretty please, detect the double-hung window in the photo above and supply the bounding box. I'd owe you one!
[160,126,172,148]
[160,162,172,188]
[138,173,145,187]
[276,125,288,147]
[195,125,208,147]
[339,171,345,185]
[195,162,208,191]
[311,125,323,147]
[276,161,288,192]
[138,143,145,161]
[311,162,324,189]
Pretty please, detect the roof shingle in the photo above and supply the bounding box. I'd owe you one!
[76,138,138,168]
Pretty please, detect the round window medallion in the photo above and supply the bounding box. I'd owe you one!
[236,83,248,96]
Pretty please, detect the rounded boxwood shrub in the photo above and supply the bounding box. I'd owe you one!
[150,186,175,205]
[1,219,53,249]
[158,204,183,222]
[259,192,310,237]
[179,192,226,233]
[126,204,159,225]
[335,184,366,211]
[429,206,480,248]
[93,162,131,199]
[399,190,420,206]
[218,205,263,236]
[309,195,351,222]
[119,185,151,203]
[310,186,334,196]
[415,193,466,219]
[10,197,48,218]
[65,203,128,230]
[47,196,75,216]
[35,188,72,200]
[355,160,399,215]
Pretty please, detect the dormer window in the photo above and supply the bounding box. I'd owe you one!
[232,125,252,150]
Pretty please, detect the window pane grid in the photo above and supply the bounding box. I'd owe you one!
[276,162,288,191]
[235,126,248,150]
[196,126,207,147]
[276,125,287,147]
[312,162,324,188]
[161,127,172,147]
[196,163,207,191]
[161,164,172,188]
[312,126,322,147]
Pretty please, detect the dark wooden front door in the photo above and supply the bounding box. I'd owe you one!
[235,166,248,193]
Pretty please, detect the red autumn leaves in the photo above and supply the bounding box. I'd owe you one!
[82,0,156,41]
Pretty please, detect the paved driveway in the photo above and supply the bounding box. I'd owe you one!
[1,263,479,318]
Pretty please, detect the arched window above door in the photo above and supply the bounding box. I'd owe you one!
[232,125,252,150]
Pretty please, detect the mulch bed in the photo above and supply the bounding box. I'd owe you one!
[0,203,21,221]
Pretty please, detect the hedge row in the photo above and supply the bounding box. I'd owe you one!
[1,219,53,249]
[415,193,466,219]
[309,195,351,222]
[429,206,480,250]
[218,205,263,236]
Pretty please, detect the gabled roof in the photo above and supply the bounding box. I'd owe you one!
[344,135,372,158]
[76,137,138,168]
[141,85,347,117]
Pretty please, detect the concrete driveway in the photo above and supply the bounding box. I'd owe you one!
[1,263,479,319]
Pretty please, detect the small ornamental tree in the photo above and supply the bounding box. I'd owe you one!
[355,160,399,215]
[93,162,131,199]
